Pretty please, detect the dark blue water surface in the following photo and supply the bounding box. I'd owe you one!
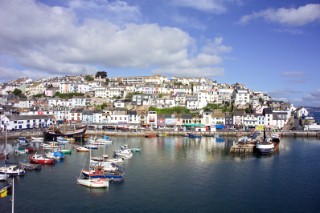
[1,136,320,213]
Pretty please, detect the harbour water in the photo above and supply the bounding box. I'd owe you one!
[1,136,320,212]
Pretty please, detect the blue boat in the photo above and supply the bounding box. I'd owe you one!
[187,133,202,138]
[81,166,124,182]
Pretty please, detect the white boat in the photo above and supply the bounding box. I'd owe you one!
[114,149,133,159]
[76,146,90,152]
[45,151,65,160]
[31,137,44,142]
[40,142,59,149]
[56,136,69,144]
[84,144,98,149]
[17,137,29,145]
[0,173,9,181]
[89,135,113,145]
[90,161,120,172]
[77,177,109,188]
[14,147,29,155]
[0,165,26,176]
[77,144,109,188]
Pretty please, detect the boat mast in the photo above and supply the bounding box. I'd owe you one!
[11,177,14,213]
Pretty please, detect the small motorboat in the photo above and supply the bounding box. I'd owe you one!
[19,162,41,171]
[0,165,26,176]
[29,153,55,165]
[14,147,29,155]
[31,137,44,142]
[76,146,90,152]
[84,144,98,149]
[45,151,65,161]
[17,137,29,145]
[114,149,133,159]
[77,177,109,188]
[0,173,9,181]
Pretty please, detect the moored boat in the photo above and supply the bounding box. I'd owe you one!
[44,126,87,139]
[29,153,55,165]
[31,137,44,142]
[187,132,202,138]
[82,166,124,182]
[76,146,90,152]
[77,177,109,188]
[0,165,26,176]
[19,162,41,171]
[114,149,133,159]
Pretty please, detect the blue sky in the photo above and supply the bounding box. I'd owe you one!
[0,0,320,107]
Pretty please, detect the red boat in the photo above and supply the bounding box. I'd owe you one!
[29,153,55,165]
[144,133,157,138]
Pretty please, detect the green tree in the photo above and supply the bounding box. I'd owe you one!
[84,75,94,81]
[13,88,22,96]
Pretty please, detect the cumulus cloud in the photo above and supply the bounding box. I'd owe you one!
[0,0,232,82]
[240,4,320,26]
[172,0,240,13]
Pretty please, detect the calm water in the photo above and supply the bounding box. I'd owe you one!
[1,136,320,213]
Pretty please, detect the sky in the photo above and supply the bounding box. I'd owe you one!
[0,0,320,107]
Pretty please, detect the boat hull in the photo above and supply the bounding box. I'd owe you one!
[77,178,109,188]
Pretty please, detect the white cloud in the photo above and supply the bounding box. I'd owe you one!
[172,0,240,13]
[0,0,232,81]
[240,4,320,26]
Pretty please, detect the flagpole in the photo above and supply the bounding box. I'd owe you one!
[11,177,14,213]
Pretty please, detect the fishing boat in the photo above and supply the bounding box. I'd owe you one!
[29,153,55,165]
[255,129,275,155]
[44,125,87,139]
[0,165,26,176]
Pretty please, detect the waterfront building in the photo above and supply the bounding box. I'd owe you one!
[3,114,53,130]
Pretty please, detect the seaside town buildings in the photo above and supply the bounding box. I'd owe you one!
[0,72,315,132]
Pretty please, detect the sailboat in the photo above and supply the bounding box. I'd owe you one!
[77,146,109,188]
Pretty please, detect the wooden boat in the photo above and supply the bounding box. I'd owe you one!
[0,165,26,176]
[29,153,55,165]
[44,126,87,139]
[19,162,41,171]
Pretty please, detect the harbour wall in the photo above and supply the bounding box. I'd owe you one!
[1,130,320,141]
